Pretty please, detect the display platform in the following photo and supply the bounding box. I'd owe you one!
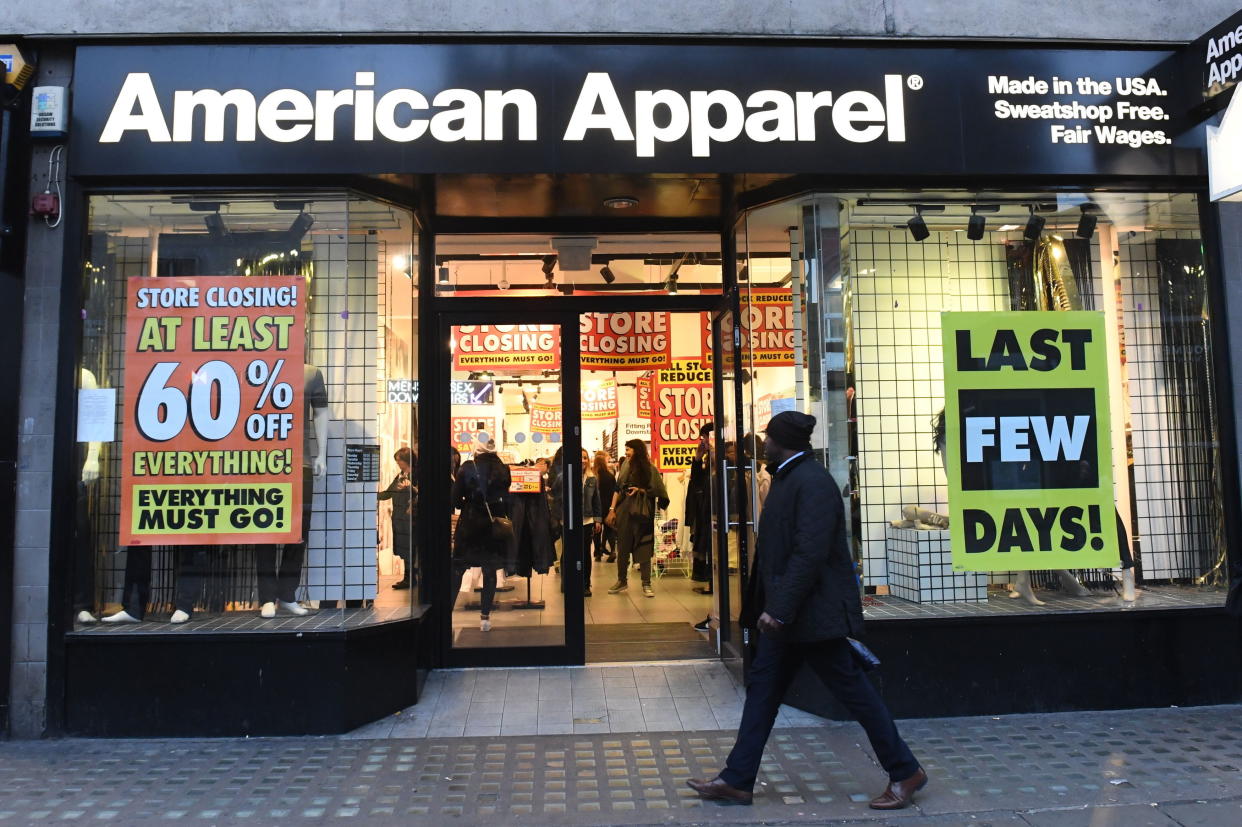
[64,607,429,737]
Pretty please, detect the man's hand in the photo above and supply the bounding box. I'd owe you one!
[757,612,783,636]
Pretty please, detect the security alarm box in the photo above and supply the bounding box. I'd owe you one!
[31,86,68,138]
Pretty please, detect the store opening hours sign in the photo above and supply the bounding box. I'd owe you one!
[942,311,1117,572]
[121,276,305,545]
[652,359,714,470]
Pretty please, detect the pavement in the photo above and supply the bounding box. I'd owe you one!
[0,666,1239,825]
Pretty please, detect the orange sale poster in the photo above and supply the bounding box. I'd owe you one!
[120,276,306,545]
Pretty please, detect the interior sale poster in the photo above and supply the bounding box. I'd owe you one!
[452,416,498,453]
[942,311,1117,572]
[579,311,671,370]
[581,379,618,420]
[120,276,305,545]
[703,289,796,370]
[452,324,561,372]
[651,359,714,471]
[637,372,654,418]
[530,400,563,434]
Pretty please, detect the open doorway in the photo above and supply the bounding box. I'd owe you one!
[435,306,723,663]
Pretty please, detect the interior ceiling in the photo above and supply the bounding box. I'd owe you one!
[432,173,792,219]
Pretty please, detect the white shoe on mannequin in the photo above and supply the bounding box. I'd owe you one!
[1121,569,1137,602]
[480,617,491,632]
[76,610,98,624]
[260,602,277,618]
[101,610,139,624]
[170,609,190,624]
[279,600,308,616]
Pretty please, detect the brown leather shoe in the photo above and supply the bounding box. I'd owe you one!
[869,767,927,810]
[686,777,754,805]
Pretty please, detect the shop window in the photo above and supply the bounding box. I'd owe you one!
[72,192,419,632]
[738,191,1228,616]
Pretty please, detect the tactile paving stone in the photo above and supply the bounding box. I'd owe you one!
[0,706,1239,825]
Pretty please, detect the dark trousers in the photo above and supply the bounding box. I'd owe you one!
[257,465,313,604]
[480,572,496,615]
[120,548,152,619]
[721,632,920,791]
[174,546,212,614]
[593,524,615,559]
[583,528,594,587]
[73,481,95,613]
[616,525,653,586]
[257,543,306,604]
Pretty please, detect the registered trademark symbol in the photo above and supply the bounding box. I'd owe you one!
[907,75,924,90]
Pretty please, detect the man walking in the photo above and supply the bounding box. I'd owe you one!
[687,411,927,809]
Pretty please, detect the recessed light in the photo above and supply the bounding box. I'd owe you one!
[603,196,639,209]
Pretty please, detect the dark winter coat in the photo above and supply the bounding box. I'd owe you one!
[452,453,511,568]
[741,453,864,643]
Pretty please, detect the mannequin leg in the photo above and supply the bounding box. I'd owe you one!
[173,546,208,621]
[1009,571,1046,607]
[73,481,98,622]
[104,548,152,623]
[1121,569,1137,602]
[1056,569,1093,597]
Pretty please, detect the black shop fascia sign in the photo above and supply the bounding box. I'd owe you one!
[71,42,1203,178]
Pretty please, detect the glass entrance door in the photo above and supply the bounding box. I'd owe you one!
[440,312,583,665]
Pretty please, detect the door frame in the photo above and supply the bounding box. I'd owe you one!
[431,297,734,668]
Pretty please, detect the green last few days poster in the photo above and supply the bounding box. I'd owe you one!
[942,311,1118,572]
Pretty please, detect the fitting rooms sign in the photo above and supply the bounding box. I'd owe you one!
[72,44,1196,177]
[942,312,1118,573]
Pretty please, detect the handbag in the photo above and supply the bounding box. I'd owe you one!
[847,637,881,672]
[479,462,515,543]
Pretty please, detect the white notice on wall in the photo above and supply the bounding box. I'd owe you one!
[77,388,117,442]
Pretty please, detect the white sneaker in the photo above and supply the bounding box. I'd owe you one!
[279,600,308,616]
[480,617,492,632]
[170,609,190,624]
[76,610,98,624]
[101,610,139,624]
[260,602,277,618]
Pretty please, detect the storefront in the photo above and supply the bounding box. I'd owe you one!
[30,37,1241,735]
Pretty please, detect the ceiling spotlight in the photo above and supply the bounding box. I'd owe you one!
[600,265,616,284]
[438,266,450,284]
[498,274,510,290]
[204,212,227,238]
[907,208,930,242]
[967,207,986,241]
[666,273,679,295]
[603,196,639,209]
[1024,207,1046,241]
[288,211,314,241]
[1076,207,1098,239]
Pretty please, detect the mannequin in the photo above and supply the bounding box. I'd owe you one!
[75,368,103,625]
[255,363,328,619]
